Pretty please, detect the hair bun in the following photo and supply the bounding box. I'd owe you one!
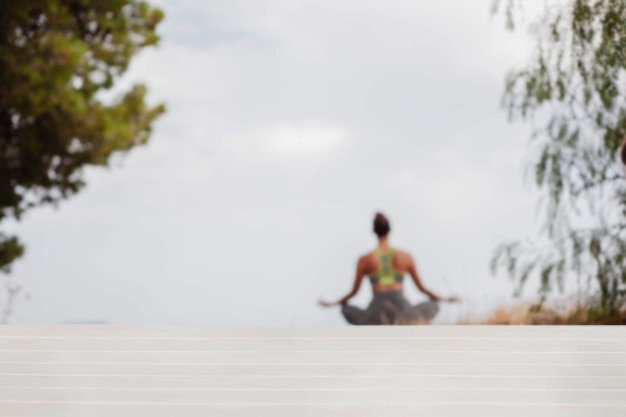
[373,212,390,237]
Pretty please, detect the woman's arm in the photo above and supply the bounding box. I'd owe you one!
[407,255,457,302]
[319,257,367,307]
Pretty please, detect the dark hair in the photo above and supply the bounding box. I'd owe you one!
[373,212,390,237]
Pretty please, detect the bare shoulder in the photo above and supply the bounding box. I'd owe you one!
[357,252,377,272]
[358,252,375,265]
[393,249,414,266]
[393,248,411,257]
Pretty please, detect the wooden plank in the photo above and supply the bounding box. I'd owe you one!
[2,350,625,365]
[2,325,625,337]
[3,402,626,417]
[0,326,624,417]
[4,374,625,390]
[3,386,626,403]
[2,363,626,376]
[2,339,625,351]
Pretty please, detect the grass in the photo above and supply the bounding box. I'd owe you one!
[459,300,626,325]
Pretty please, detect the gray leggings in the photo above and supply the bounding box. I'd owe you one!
[341,291,439,325]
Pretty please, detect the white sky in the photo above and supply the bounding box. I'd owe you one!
[5,0,551,325]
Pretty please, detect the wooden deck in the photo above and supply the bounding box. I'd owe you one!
[1,325,625,416]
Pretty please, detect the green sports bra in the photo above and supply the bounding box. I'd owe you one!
[369,248,404,285]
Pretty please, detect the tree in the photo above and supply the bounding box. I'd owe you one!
[0,1,165,277]
[491,0,626,319]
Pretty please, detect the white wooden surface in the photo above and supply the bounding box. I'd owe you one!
[1,325,625,417]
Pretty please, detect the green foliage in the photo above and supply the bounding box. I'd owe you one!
[0,1,165,274]
[491,0,626,315]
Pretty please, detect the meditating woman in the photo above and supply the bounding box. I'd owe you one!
[319,212,458,325]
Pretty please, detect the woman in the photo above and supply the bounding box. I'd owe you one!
[319,212,458,325]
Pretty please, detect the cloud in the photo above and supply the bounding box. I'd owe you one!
[221,123,350,162]
[419,168,494,222]
[388,162,494,224]
[8,0,545,325]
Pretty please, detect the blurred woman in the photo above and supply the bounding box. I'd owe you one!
[319,212,458,325]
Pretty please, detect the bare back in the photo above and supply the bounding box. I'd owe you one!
[354,248,438,298]
[360,249,413,276]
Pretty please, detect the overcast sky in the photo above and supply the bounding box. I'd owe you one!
[5,0,550,325]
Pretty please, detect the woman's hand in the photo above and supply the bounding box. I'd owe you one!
[430,295,461,303]
[318,299,339,307]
